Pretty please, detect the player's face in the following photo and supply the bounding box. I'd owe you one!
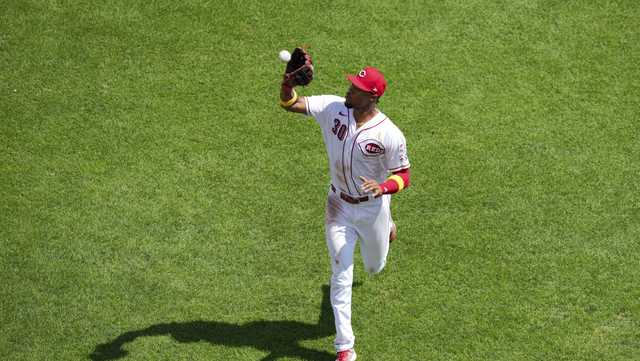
[345,84,375,109]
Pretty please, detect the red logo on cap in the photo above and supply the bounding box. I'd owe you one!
[347,67,387,97]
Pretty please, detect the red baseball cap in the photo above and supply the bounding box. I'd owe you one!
[347,66,387,97]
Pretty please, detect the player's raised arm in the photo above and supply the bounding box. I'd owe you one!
[280,82,307,114]
[278,47,313,114]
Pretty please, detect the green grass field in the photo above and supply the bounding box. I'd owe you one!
[2,1,639,360]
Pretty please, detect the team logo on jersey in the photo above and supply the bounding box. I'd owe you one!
[358,139,385,157]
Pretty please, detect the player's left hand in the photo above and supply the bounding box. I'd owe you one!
[359,176,383,198]
[283,47,314,87]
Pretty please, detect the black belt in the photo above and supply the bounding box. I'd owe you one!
[331,184,369,204]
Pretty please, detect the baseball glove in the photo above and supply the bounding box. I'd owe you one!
[283,47,314,87]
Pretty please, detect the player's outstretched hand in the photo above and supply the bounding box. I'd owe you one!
[359,176,382,198]
[283,47,314,87]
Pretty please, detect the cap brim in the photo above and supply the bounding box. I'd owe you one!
[346,75,372,93]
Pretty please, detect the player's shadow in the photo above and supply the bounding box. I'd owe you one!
[89,285,337,361]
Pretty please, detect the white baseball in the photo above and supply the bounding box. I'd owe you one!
[279,50,291,62]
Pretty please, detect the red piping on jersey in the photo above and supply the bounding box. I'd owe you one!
[349,116,389,195]
[341,107,353,195]
[389,165,410,172]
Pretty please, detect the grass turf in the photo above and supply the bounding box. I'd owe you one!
[1,0,639,360]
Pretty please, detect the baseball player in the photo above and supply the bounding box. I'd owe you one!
[278,49,411,361]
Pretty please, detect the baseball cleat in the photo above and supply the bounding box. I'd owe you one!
[336,349,357,361]
[389,221,397,243]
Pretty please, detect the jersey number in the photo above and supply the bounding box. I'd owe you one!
[332,119,347,141]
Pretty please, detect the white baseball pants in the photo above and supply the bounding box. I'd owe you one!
[325,189,392,352]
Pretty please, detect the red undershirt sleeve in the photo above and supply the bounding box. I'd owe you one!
[380,168,411,194]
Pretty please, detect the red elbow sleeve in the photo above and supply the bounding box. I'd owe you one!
[393,168,411,188]
[380,168,411,195]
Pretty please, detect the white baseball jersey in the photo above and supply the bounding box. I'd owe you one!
[305,95,410,197]
[304,94,410,352]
